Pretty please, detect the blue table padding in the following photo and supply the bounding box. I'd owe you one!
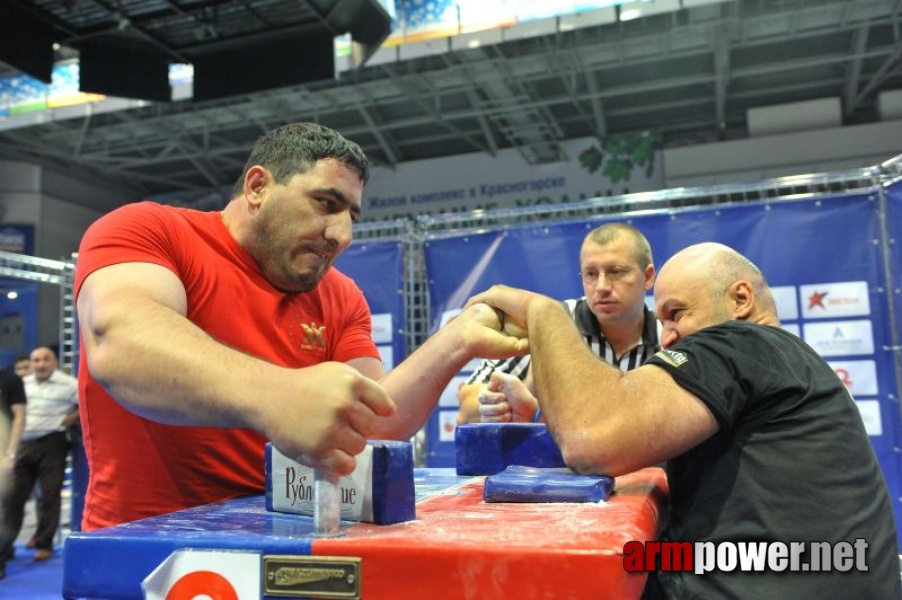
[62,468,669,600]
[371,440,416,523]
[264,440,415,524]
[455,422,565,475]
[62,469,472,600]
[63,496,318,600]
[484,465,615,503]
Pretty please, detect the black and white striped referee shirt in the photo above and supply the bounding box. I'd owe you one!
[466,297,661,385]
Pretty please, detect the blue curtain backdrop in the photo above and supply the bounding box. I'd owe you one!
[333,239,407,368]
[885,181,902,343]
[423,192,902,541]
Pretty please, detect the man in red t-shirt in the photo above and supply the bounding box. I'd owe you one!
[75,122,527,530]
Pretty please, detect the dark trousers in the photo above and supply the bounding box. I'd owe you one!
[0,431,69,560]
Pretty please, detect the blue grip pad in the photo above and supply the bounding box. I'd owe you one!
[455,423,565,475]
[265,440,415,524]
[484,465,615,503]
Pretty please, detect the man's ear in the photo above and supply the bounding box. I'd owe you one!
[243,165,270,209]
[729,280,754,320]
[643,263,656,292]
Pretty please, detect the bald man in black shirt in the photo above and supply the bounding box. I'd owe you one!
[471,243,900,599]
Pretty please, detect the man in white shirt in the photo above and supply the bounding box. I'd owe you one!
[0,347,78,567]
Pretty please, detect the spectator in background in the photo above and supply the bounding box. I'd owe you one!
[0,362,26,579]
[11,353,37,551]
[0,347,78,569]
[13,354,32,379]
[458,223,660,424]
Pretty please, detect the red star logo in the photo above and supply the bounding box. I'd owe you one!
[808,290,828,310]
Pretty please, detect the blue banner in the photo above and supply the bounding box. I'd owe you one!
[0,225,35,255]
[333,239,407,370]
[0,280,39,369]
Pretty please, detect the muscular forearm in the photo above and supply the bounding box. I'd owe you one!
[375,302,527,439]
[526,296,636,472]
[375,317,479,439]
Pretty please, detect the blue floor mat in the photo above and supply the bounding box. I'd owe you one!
[1,543,64,599]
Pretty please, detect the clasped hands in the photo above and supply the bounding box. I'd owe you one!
[464,284,536,342]
[464,285,548,424]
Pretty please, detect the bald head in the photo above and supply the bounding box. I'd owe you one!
[654,243,778,348]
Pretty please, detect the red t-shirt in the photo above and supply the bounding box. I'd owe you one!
[75,202,380,529]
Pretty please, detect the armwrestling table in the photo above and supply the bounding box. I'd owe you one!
[63,467,668,600]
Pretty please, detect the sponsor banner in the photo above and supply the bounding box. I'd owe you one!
[855,400,883,436]
[827,359,878,396]
[771,286,798,321]
[439,375,469,407]
[383,0,622,46]
[363,134,662,222]
[143,549,260,600]
[0,225,34,255]
[802,320,874,357]
[781,323,801,337]
[377,345,394,370]
[800,281,870,319]
[371,312,393,344]
[438,409,458,442]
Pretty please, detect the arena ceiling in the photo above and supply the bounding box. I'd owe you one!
[0,0,900,210]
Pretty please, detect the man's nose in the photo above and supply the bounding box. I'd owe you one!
[660,326,679,349]
[591,273,613,290]
[324,213,353,249]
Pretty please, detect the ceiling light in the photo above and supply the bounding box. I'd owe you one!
[620,8,643,21]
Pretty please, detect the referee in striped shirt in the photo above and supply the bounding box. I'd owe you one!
[458,223,661,424]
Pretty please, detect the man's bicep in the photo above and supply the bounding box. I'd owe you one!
[78,262,188,324]
[77,263,189,365]
[626,365,720,461]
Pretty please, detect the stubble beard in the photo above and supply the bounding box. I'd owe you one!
[247,211,324,293]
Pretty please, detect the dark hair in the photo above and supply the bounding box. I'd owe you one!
[231,122,369,198]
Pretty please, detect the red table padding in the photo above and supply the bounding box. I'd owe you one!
[313,467,668,600]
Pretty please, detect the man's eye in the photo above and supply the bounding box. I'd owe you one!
[318,198,338,211]
[670,309,684,320]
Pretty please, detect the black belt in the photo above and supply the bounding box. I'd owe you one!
[21,431,67,445]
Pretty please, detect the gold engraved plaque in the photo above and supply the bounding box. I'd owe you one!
[263,555,361,599]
